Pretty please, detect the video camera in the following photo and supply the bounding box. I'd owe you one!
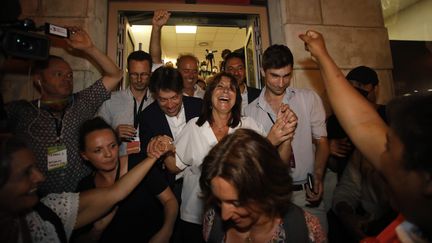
[1,18,71,61]
[0,19,51,60]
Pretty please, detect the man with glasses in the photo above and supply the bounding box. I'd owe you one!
[98,50,156,156]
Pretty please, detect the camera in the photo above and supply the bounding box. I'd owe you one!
[0,19,50,60]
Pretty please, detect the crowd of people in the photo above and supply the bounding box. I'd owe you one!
[1,9,431,243]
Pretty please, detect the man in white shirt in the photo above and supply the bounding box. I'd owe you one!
[97,51,155,156]
[244,44,330,231]
[177,54,205,99]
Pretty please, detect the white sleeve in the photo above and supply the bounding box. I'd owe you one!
[174,121,197,170]
[309,91,327,138]
[41,192,80,240]
[97,99,112,124]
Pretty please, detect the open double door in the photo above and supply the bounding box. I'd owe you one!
[107,2,270,90]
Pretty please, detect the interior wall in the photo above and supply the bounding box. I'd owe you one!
[385,0,432,41]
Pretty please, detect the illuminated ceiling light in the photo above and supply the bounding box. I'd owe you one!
[428,89,432,92]
[130,25,152,33]
[176,26,197,34]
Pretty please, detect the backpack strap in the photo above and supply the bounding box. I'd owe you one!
[34,202,67,243]
[208,204,310,243]
[283,204,311,243]
[207,208,225,243]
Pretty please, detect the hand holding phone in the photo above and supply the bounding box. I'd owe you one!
[45,23,69,38]
[307,173,315,194]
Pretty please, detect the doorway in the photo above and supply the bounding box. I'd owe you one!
[107,2,270,89]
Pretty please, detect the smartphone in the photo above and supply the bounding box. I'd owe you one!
[307,173,314,193]
[45,23,69,38]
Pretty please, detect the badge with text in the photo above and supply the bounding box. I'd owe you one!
[47,145,67,171]
[127,136,141,155]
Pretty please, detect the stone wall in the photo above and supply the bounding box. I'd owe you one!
[1,0,108,102]
[2,0,394,111]
[278,0,394,114]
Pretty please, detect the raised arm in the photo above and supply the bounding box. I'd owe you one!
[75,137,174,229]
[150,10,171,64]
[66,26,123,91]
[299,31,387,169]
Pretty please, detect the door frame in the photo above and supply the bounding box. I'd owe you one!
[107,2,270,67]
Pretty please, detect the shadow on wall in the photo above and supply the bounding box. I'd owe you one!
[390,40,432,96]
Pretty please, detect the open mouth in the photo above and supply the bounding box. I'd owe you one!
[218,96,230,102]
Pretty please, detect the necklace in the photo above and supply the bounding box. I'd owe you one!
[211,123,228,132]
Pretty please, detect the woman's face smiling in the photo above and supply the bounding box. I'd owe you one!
[81,129,119,172]
[211,76,237,115]
[0,148,45,214]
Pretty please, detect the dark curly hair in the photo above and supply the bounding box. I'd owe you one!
[262,44,294,71]
[387,93,432,173]
[149,66,184,94]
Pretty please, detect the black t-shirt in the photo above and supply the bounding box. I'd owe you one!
[73,155,168,242]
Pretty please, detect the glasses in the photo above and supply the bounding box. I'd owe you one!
[129,72,150,80]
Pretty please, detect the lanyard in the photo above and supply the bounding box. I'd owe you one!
[267,112,275,125]
[133,96,145,128]
[38,100,66,142]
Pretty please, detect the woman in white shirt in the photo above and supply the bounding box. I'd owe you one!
[153,72,297,242]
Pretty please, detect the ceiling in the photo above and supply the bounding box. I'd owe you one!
[130,25,246,69]
[381,0,422,18]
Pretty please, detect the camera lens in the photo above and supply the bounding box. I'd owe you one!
[16,37,35,52]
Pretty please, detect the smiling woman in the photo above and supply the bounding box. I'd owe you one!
[0,135,172,243]
[158,72,267,242]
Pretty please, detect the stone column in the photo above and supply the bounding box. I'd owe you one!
[277,0,394,114]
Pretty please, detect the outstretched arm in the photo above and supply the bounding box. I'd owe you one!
[299,30,387,169]
[75,137,174,229]
[150,10,171,64]
[66,26,123,91]
[150,188,178,243]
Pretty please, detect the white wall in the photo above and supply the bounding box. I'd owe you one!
[385,0,432,40]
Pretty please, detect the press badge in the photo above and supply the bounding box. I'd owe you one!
[47,145,67,171]
[127,135,141,155]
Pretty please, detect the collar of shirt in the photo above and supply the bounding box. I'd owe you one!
[256,86,296,116]
[165,104,186,140]
[127,86,149,102]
